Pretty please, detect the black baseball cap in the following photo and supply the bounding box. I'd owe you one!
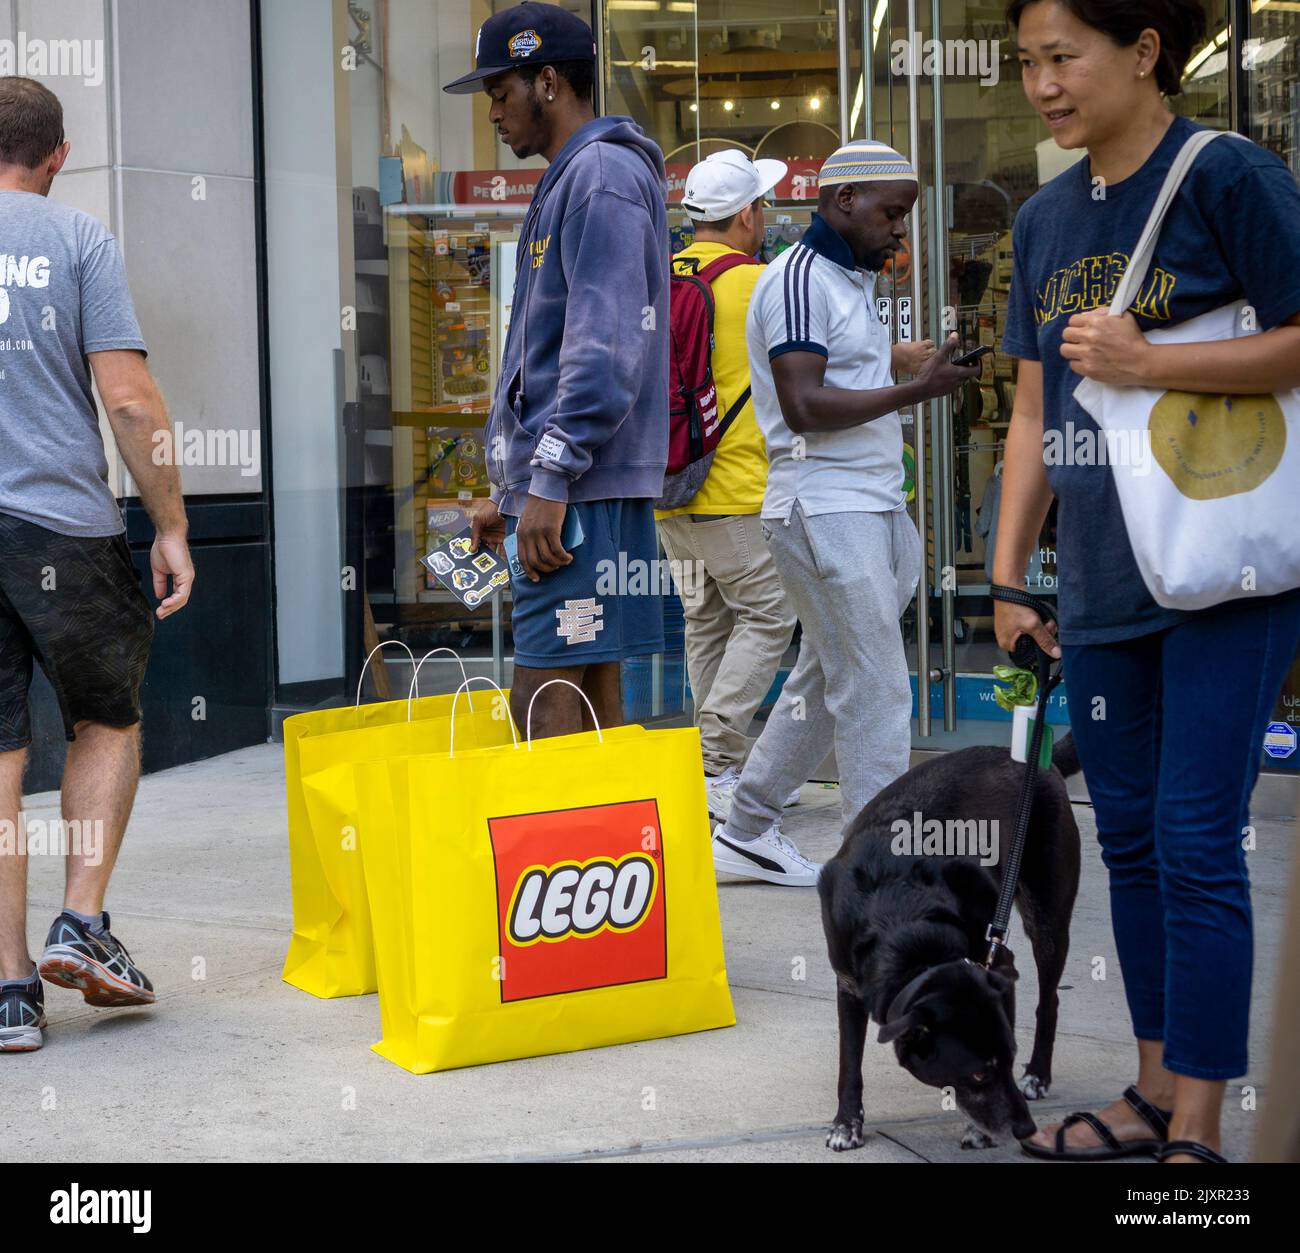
[442,2,597,95]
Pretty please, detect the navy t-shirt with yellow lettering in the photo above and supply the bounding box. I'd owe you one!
[1002,115,1300,644]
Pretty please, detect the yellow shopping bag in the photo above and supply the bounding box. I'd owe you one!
[283,645,514,998]
[341,679,735,1073]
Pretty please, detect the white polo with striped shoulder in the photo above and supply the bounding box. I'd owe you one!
[745,211,904,522]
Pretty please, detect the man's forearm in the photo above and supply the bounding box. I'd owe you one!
[109,400,188,536]
[786,376,931,433]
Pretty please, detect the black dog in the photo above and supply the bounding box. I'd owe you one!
[818,735,1081,1151]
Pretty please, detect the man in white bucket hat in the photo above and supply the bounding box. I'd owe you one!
[656,150,800,823]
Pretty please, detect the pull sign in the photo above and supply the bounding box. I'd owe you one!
[897,296,913,342]
[875,296,891,329]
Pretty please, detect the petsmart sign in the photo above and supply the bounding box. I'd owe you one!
[1263,721,1297,760]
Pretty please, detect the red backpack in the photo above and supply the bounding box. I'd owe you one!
[657,251,761,509]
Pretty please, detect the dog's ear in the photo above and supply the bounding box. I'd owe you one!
[878,1008,931,1045]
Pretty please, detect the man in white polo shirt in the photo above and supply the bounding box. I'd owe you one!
[710,140,982,887]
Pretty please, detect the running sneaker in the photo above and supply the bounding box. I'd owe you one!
[711,821,822,887]
[0,972,45,1052]
[709,768,802,817]
[39,911,155,1007]
[704,766,741,820]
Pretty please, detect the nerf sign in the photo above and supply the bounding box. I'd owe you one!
[488,799,667,1001]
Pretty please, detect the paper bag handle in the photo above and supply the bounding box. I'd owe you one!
[406,648,472,720]
[525,679,605,751]
[354,641,416,709]
[448,677,518,757]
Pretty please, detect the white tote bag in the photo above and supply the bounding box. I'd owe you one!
[1073,129,1300,611]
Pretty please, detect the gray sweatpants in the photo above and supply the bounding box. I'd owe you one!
[721,501,921,841]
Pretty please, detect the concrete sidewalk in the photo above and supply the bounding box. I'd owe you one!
[4,742,1292,1163]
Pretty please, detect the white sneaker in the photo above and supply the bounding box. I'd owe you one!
[712,821,822,887]
[704,766,741,820]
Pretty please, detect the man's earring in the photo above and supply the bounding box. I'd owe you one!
[547,94,554,101]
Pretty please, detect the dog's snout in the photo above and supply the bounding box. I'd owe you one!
[1012,1110,1037,1141]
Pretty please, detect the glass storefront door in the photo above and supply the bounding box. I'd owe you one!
[261,0,1300,775]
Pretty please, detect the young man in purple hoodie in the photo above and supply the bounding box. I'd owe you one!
[448,3,669,740]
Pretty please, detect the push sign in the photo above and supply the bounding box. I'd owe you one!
[896,296,913,342]
[1263,721,1297,760]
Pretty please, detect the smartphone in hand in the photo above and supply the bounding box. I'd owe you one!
[952,344,993,367]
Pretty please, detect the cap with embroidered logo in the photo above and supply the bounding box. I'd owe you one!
[817,140,918,186]
[681,149,788,222]
[443,2,597,95]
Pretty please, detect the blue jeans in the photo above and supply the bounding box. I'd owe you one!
[1062,590,1300,1079]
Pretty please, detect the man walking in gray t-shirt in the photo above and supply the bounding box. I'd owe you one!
[0,78,194,1052]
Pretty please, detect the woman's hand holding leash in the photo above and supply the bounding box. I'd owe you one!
[994,596,1061,662]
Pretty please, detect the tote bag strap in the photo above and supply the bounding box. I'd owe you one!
[1109,129,1245,315]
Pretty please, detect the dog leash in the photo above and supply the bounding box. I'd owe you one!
[983,584,1064,969]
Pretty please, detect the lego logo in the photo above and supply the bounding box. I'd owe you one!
[489,800,667,1000]
[507,853,657,945]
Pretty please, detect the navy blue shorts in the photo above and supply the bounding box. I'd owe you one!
[505,500,664,669]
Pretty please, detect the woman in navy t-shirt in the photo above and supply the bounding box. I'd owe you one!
[998,0,1300,1163]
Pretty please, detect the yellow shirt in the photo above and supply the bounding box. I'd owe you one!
[655,242,770,519]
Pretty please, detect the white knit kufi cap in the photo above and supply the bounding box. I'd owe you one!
[818,139,918,186]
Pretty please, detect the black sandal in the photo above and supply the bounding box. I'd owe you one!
[1021,1084,1172,1161]
[1158,1140,1228,1164]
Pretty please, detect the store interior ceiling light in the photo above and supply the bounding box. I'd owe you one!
[1183,26,1229,77]
[1192,49,1229,78]
[771,99,781,109]
[871,0,888,48]
[608,0,660,10]
[723,98,735,110]
[809,96,822,110]
[849,75,864,135]
[848,0,887,139]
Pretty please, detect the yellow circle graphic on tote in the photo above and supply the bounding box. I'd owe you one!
[1148,390,1286,500]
